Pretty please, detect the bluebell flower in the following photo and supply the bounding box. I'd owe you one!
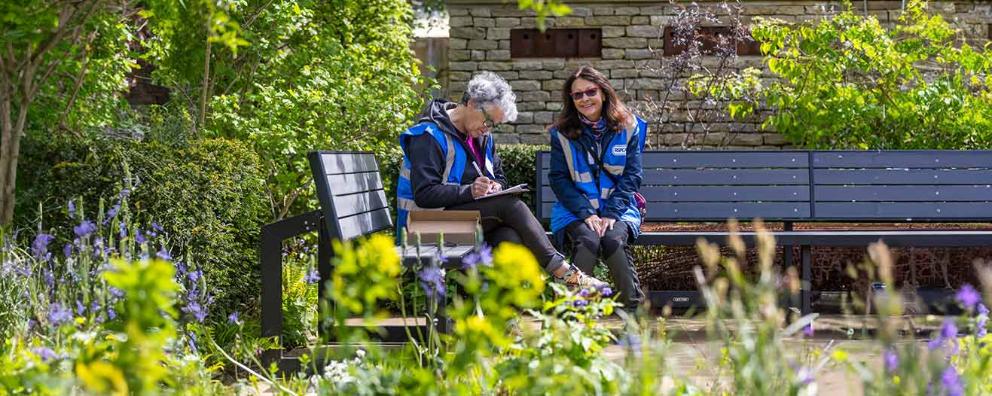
[956,284,981,311]
[598,285,614,297]
[228,311,241,325]
[578,288,591,298]
[63,243,72,258]
[929,319,958,350]
[106,307,117,320]
[188,269,202,283]
[461,244,493,271]
[573,299,589,308]
[135,229,146,244]
[941,366,964,396]
[43,269,54,290]
[304,269,321,284]
[152,222,164,233]
[32,347,57,362]
[119,222,127,238]
[119,188,131,199]
[68,200,76,218]
[73,220,97,238]
[418,265,446,300]
[31,234,55,260]
[183,301,207,323]
[48,303,73,326]
[977,304,988,338]
[156,248,172,260]
[104,204,120,225]
[109,287,124,299]
[884,349,899,373]
[75,300,86,316]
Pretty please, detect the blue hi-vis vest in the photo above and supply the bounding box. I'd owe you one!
[549,116,647,234]
[396,122,496,238]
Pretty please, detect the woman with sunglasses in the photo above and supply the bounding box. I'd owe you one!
[397,71,607,289]
[548,65,647,310]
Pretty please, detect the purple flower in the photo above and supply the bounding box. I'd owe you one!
[418,265,446,300]
[956,284,981,311]
[135,229,146,244]
[182,301,207,323]
[118,222,127,238]
[63,243,73,258]
[598,285,614,297]
[304,269,321,284]
[73,220,97,238]
[941,366,964,396]
[228,311,241,325]
[75,300,85,316]
[803,323,815,337]
[31,234,55,260]
[156,248,172,260]
[48,303,73,326]
[106,307,117,320]
[32,347,56,362]
[152,222,164,233]
[883,349,899,373]
[43,269,54,290]
[929,319,958,350]
[109,287,124,299]
[573,299,589,308]
[578,288,591,298]
[188,269,202,283]
[104,203,120,224]
[462,244,493,271]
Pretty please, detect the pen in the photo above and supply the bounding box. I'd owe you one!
[472,161,487,179]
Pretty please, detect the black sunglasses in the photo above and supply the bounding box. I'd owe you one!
[570,88,599,101]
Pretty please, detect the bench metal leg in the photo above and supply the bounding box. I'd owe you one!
[801,245,812,315]
[260,210,323,367]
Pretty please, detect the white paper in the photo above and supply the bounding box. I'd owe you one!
[476,183,530,200]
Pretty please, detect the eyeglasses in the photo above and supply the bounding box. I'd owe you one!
[479,106,496,129]
[570,88,599,101]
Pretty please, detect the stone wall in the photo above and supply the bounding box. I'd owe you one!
[444,0,992,148]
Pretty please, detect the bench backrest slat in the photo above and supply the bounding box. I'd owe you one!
[537,150,992,223]
[309,151,393,241]
[811,151,992,221]
[537,151,814,222]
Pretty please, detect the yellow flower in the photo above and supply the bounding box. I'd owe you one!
[490,243,545,306]
[76,361,128,396]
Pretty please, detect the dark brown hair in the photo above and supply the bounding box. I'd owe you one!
[552,65,632,140]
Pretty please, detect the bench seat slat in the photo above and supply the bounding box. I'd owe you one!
[813,151,992,168]
[641,152,810,168]
[816,185,992,202]
[814,169,992,185]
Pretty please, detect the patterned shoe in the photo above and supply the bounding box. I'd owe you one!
[556,265,608,290]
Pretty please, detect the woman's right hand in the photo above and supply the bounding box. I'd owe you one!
[472,177,493,199]
[584,214,606,237]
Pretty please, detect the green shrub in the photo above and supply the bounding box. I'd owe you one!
[16,133,268,319]
[704,0,992,149]
[497,144,548,209]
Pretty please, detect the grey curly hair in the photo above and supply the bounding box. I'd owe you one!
[460,71,518,122]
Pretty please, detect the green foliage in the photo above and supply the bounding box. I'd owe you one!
[140,0,428,218]
[497,144,547,208]
[16,134,268,318]
[724,0,992,149]
[516,0,572,31]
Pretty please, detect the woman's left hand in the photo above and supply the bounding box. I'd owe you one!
[601,217,616,231]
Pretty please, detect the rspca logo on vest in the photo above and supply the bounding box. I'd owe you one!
[611,145,627,156]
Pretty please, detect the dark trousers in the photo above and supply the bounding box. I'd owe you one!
[447,195,565,273]
[562,220,644,309]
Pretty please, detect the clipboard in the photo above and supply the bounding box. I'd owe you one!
[476,183,530,200]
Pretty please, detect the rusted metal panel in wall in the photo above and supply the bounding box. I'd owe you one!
[511,28,601,58]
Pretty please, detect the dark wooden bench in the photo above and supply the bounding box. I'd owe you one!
[536,150,992,314]
[260,151,471,368]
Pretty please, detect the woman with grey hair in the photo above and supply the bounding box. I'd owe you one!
[397,71,607,289]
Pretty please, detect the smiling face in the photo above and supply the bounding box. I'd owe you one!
[570,78,603,122]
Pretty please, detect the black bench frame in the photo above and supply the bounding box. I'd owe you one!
[535,150,992,314]
[260,151,470,370]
